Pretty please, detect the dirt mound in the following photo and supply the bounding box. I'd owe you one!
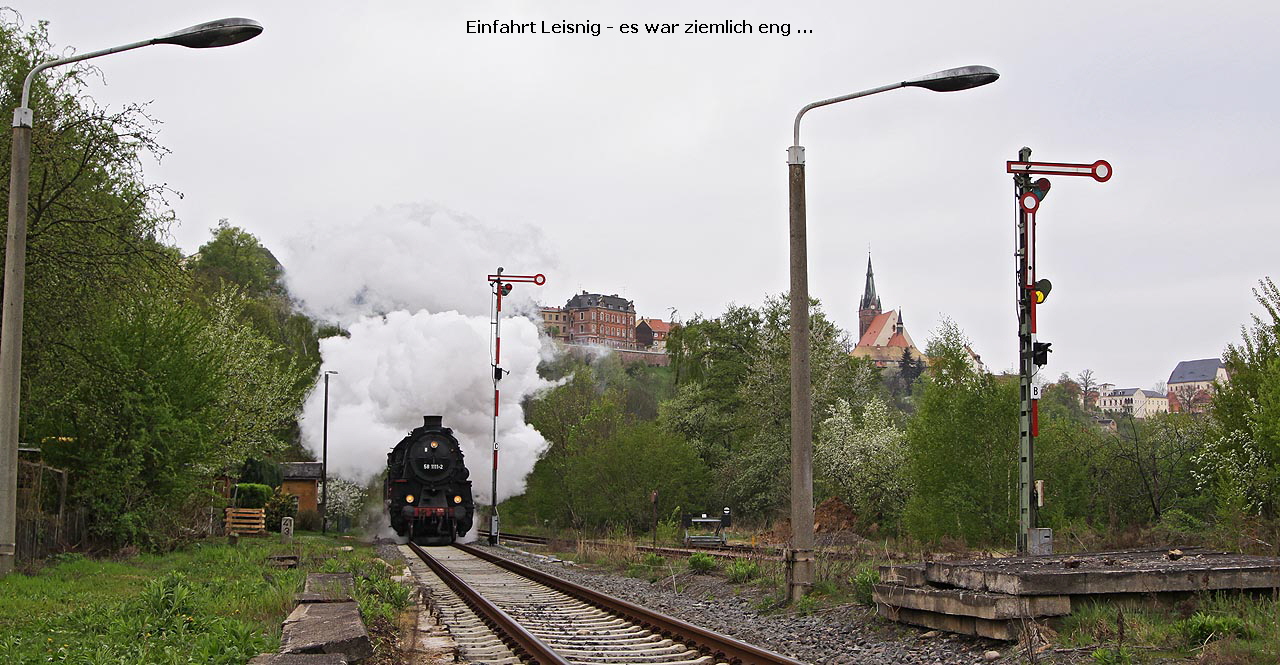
[814,496,857,533]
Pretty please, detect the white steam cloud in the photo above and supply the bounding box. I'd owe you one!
[285,203,558,506]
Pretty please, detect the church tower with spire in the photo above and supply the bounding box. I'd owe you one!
[858,254,882,339]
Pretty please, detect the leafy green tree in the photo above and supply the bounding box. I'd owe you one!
[1204,277,1280,516]
[1,15,316,550]
[520,362,709,530]
[1039,374,1087,423]
[660,294,875,519]
[189,220,284,298]
[903,320,1019,545]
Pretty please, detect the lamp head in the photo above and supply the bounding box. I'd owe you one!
[153,18,263,49]
[904,65,999,92]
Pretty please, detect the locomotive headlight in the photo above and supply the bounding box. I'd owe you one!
[429,441,438,449]
[405,494,415,504]
[453,495,463,504]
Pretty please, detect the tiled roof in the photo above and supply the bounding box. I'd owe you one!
[644,319,670,333]
[565,291,634,311]
[281,462,322,480]
[857,311,895,347]
[1168,358,1224,384]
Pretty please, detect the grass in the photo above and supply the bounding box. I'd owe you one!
[1058,593,1280,663]
[0,534,409,664]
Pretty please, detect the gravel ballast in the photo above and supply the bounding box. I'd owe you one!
[470,543,1030,665]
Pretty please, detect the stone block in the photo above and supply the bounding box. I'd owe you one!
[249,655,349,665]
[280,602,372,661]
[878,563,926,587]
[925,550,1280,596]
[877,603,1020,641]
[296,572,355,603]
[873,583,1069,620]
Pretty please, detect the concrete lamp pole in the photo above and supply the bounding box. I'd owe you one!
[321,370,337,535]
[0,18,262,576]
[785,65,999,602]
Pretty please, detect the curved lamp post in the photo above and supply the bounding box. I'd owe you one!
[0,18,263,576]
[785,65,998,602]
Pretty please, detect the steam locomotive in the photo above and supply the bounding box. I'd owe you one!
[385,415,475,544]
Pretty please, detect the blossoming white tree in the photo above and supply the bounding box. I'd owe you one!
[816,396,911,528]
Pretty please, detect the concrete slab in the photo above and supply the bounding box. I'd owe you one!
[879,563,926,587]
[925,549,1280,595]
[280,601,372,661]
[249,655,349,665]
[876,603,1020,641]
[296,573,356,603]
[873,583,1070,620]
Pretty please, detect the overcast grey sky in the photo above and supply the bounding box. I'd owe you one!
[27,1,1280,391]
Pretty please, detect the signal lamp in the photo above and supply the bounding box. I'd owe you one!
[500,283,513,296]
[1032,341,1052,367]
[453,495,463,504]
[405,494,415,504]
[1029,177,1051,202]
[1032,278,1052,304]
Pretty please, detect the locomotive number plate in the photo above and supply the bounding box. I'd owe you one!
[422,463,445,470]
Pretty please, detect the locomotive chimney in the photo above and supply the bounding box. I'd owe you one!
[423,415,443,429]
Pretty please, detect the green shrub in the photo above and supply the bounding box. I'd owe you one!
[726,559,760,583]
[1090,646,1133,665]
[1177,612,1254,644]
[1155,508,1206,536]
[642,552,665,568]
[812,579,840,597]
[687,552,716,573]
[233,483,273,509]
[264,488,299,532]
[851,565,880,605]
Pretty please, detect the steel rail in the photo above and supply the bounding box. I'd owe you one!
[457,543,806,665]
[408,542,571,665]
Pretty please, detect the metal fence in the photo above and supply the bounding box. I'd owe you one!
[16,459,85,563]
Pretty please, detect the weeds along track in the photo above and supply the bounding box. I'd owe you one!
[407,542,804,665]
[484,530,869,563]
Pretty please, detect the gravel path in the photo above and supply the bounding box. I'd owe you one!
[469,543,1029,665]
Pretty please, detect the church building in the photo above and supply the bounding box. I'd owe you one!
[850,255,927,371]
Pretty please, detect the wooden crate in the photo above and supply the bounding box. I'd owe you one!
[225,507,266,535]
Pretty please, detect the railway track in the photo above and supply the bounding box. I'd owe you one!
[406,541,804,665]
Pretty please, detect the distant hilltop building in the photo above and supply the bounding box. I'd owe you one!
[540,305,571,343]
[850,255,928,371]
[538,290,669,366]
[1167,358,1228,413]
[561,291,637,348]
[636,318,671,351]
[1099,387,1169,419]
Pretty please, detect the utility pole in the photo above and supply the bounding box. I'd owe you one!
[486,268,545,545]
[1007,148,1111,554]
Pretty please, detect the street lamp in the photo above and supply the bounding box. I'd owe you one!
[785,65,998,602]
[0,18,263,576]
[321,370,337,535]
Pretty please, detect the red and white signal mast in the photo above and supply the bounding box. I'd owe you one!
[1006,148,1111,555]
[486,267,545,545]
